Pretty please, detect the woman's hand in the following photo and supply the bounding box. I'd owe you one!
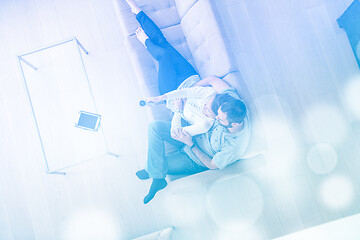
[172,98,184,112]
[171,127,180,139]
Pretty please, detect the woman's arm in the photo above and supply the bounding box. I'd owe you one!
[165,86,215,100]
[181,122,213,137]
[193,76,231,93]
[146,82,218,104]
[170,112,183,137]
[144,88,191,104]
[170,98,185,138]
[145,94,167,104]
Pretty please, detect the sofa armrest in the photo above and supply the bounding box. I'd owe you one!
[131,227,174,240]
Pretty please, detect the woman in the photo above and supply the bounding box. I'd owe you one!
[146,86,234,137]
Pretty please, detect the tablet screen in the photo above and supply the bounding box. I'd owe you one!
[76,112,100,130]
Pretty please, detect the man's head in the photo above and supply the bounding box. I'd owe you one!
[207,93,247,129]
[216,98,247,129]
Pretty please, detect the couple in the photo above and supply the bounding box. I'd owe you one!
[125,0,251,204]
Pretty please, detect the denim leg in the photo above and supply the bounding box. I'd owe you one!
[145,39,197,94]
[146,121,184,178]
[168,46,198,86]
[145,40,179,94]
[146,121,208,178]
[136,11,168,46]
[136,11,198,93]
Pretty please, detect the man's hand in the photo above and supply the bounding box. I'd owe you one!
[173,127,219,170]
[172,128,193,146]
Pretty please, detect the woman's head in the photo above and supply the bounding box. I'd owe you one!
[203,93,233,119]
[210,93,234,115]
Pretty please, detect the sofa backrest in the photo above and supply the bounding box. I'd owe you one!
[175,0,252,102]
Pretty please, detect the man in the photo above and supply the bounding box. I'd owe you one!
[136,77,250,204]
[124,0,251,204]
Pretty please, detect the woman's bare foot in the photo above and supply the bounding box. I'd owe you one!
[125,0,141,14]
[135,27,149,47]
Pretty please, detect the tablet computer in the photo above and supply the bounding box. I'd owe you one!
[75,111,101,131]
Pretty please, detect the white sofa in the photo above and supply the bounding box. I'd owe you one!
[113,0,266,182]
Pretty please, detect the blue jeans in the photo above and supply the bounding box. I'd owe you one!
[146,121,208,178]
[136,11,197,95]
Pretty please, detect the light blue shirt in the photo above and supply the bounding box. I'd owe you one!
[183,88,251,169]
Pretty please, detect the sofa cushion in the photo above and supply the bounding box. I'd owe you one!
[175,0,198,19]
[176,0,236,77]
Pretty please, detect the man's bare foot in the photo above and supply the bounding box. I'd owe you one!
[125,0,141,14]
[135,27,149,47]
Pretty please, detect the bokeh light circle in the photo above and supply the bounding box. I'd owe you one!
[62,210,119,240]
[254,114,299,178]
[344,76,360,120]
[253,94,293,120]
[207,176,263,232]
[163,190,208,228]
[304,104,349,145]
[307,144,338,174]
[320,176,354,210]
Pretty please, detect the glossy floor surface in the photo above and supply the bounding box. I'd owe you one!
[0,0,359,239]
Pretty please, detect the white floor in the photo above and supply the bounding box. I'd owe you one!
[0,0,360,239]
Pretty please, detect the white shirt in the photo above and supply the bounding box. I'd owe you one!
[165,86,216,136]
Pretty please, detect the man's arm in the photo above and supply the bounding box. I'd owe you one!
[172,128,219,169]
[181,121,213,137]
[193,76,231,93]
[191,145,219,169]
